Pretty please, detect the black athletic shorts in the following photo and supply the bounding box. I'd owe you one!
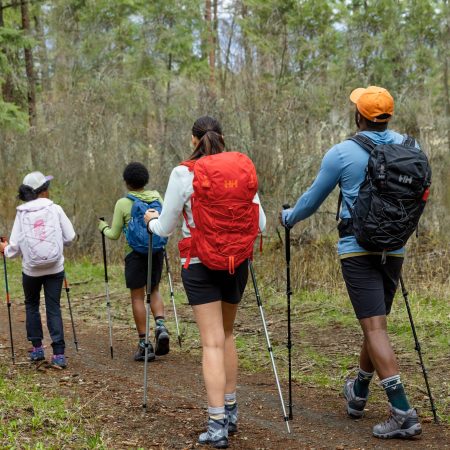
[341,255,404,320]
[181,261,249,306]
[124,250,164,290]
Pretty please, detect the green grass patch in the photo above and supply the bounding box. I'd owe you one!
[0,368,106,449]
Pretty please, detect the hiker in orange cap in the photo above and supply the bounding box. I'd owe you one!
[281,86,428,439]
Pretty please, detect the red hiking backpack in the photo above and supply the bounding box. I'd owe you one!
[179,151,260,273]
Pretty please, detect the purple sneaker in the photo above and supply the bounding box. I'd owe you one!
[51,354,67,369]
[29,346,45,362]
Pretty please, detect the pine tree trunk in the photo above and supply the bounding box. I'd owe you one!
[0,0,15,103]
[205,0,216,98]
[21,0,37,127]
[34,11,51,93]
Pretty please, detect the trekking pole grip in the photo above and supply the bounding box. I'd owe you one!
[282,204,291,262]
[146,217,157,234]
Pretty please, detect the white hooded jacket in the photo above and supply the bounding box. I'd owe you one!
[5,198,76,276]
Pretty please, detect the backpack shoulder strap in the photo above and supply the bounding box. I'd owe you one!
[337,134,376,220]
[402,135,416,147]
[126,194,138,202]
[180,160,196,171]
[336,190,342,222]
[347,134,376,154]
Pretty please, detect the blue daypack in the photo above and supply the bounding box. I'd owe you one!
[124,194,168,254]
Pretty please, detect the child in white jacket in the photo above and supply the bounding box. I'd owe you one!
[0,171,76,368]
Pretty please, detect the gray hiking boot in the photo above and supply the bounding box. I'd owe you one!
[225,403,238,434]
[198,417,228,448]
[343,378,368,418]
[155,324,170,356]
[134,341,155,362]
[373,404,422,439]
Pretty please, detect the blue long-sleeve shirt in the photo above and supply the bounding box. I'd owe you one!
[282,130,417,257]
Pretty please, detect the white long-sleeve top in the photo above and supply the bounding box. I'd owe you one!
[5,198,76,276]
[149,165,266,265]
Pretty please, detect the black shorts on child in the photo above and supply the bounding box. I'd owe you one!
[125,250,164,290]
[181,260,248,306]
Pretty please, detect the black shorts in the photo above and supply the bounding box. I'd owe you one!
[181,261,248,306]
[341,255,404,320]
[124,250,164,290]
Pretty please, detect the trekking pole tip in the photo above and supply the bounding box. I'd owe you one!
[178,336,182,348]
[284,417,291,433]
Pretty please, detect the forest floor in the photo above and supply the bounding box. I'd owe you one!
[0,258,449,449]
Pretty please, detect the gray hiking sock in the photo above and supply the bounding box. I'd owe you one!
[224,392,236,407]
[381,375,411,411]
[208,406,226,421]
[354,368,374,398]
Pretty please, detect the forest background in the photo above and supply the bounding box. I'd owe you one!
[0,1,449,446]
[0,0,449,288]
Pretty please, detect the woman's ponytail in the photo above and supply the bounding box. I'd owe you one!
[189,116,225,160]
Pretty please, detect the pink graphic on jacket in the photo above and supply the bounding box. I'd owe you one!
[33,219,46,241]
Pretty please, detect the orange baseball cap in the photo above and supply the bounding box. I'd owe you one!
[350,86,394,122]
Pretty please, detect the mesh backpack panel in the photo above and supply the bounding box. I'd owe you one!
[124,195,168,254]
[22,205,63,268]
[343,134,431,251]
[179,152,260,273]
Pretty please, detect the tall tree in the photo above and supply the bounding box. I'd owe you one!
[20,0,36,126]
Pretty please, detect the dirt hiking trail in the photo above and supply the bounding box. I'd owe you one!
[0,301,448,450]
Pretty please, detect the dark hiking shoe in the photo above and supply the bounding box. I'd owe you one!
[343,377,368,418]
[198,417,228,448]
[155,325,170,356]
[29,346,45,362]
[134,341,156,362]
[373,404,422,439]
[225,403,238,434]
[51,354,67,369]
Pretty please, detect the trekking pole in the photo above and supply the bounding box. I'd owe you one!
[63,277,79,352]
[282,203,293,420]
[1,237,15,364]
[99,218,114,359]
[164,248,182,348]
[249,260,291,433]
[399,275,439,424]
[143,231,154,411]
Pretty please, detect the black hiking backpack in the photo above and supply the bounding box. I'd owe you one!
[337,133,432,254]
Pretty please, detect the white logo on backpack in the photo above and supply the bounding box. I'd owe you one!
[22,206,63,268]
[399,174,413,184]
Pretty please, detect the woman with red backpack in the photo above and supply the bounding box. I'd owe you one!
[144,116,266,448]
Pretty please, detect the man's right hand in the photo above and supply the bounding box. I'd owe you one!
[279,209,292,229]
[98,220,109,234]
